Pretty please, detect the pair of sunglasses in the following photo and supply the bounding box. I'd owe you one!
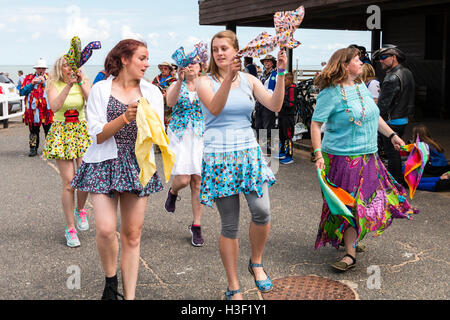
[378,54,393,60]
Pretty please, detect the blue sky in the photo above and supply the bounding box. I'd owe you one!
[0,0,371,67]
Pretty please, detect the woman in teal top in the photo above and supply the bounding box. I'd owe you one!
[44,55,92,248]
[197,30,286,300]
[310,47,418,271]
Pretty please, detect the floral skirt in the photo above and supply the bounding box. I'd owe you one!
[43,120,91,160]
[315,152,419,249]
[200,146,276,208]
[71,143,163,198]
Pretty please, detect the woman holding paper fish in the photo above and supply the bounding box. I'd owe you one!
[311,47,418,271]
[71,39,167,300]
[164,43,207,247]
[197,30,288,300]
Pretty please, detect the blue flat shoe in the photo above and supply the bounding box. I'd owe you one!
[224,288,242,300]
[248,259,273,293]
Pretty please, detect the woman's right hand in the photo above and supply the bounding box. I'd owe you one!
[178,67,186,81]
[315,156,325,170]
[124,101,138,122]
[226,56,241,81]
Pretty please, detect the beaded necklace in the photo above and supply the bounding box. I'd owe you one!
[339,84,366,126]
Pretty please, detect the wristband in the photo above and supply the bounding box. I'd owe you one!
[122,113,130,124]
[313,148,322,154]
[277,70,288,76]
[78,80,84,86]
[389,132,398,140]
[277,68,285,73]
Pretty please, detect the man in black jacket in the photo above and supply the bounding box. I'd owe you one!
[374,45,415,185]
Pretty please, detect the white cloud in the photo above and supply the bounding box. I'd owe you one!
[147,32,160,47]
[168,32,176,40]
[0,23,4,30]
[31,32,41,40]
[58,5,110,41]
[121,25,143,41]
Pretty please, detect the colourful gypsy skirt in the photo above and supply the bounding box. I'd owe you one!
[200,146,276,208]
[43,120,92,160]
[315,152,419,249]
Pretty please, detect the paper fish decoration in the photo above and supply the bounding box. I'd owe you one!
[237,5,305,58]
[317,168,356,227]
[401,136,430,199]
[171,41,209,68]
[64,36,101,73]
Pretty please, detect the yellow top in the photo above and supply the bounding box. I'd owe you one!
[135,97,176,186]
[52,81,86,122]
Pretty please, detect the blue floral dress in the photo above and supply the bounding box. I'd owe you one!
[71,96,164,197]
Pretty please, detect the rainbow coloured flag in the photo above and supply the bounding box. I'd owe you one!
[401,136,429,199]
[317,169,356,227]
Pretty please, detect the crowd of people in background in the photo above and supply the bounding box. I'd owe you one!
[5,33,448,301]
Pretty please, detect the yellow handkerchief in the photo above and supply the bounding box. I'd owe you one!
[135,97,176,186]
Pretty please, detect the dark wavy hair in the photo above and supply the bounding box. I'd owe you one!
[104,39,147,77]
[314,47,361,90]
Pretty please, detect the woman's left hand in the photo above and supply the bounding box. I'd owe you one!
[75,69,84,83]
[277,48,287,70]
[391,134,405,151]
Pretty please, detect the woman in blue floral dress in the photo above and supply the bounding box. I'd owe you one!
[197,30,287,300]
[164,62,206,247]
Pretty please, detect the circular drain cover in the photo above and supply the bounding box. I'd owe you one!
[262,275,357,300]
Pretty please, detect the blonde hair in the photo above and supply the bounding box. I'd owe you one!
[314,47,362,90]
[49,55,66,85]
[360,63,376,83]
[207,30,239,81]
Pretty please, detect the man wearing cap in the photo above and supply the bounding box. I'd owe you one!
[254,54,278,155]
[153,61,176,126]
[20,58,54,157]
[374,44,415,184]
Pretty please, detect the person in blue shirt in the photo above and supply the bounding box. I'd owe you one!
[311,47,417,272]
[254,54,278,155]
[197,30,287,300]
[93,70,107,85]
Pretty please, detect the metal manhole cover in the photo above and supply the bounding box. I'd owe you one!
[262,275,357,300]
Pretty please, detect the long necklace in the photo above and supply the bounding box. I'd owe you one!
[339,84,366,126]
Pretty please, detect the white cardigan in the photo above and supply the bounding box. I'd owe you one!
[83,76,164,163]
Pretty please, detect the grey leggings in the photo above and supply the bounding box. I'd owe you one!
[215,183,271,239]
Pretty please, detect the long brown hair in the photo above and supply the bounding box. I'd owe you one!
[104,39,147,77]
[207,30,239,81]
[315,47,362,90]
[412,124,444,152]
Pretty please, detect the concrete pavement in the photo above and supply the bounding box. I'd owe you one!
[0,119,448,300]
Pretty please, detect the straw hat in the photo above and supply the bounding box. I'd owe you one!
[158,62,173,71]
[260,54,277,65]
[33,58,48,69]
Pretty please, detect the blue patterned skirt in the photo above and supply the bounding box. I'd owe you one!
[200,146,276,207]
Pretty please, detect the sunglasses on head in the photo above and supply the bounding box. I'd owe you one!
[379,54,393,60]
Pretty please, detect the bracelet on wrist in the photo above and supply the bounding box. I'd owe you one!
[78,80,84,86]
[277,70,288,76]
[122,113,130,125]
[313,148,322,154]
[389,132,398,140]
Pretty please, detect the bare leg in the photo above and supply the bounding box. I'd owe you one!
[249,221,271,280]
[341,227,357,264]
[119,192,148,300]
[219,236,243,300]
[190,174,202,225]
[74,157,88,211]
[55,159,76,229]
[90,193,119,277]
[170,174,191,195]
